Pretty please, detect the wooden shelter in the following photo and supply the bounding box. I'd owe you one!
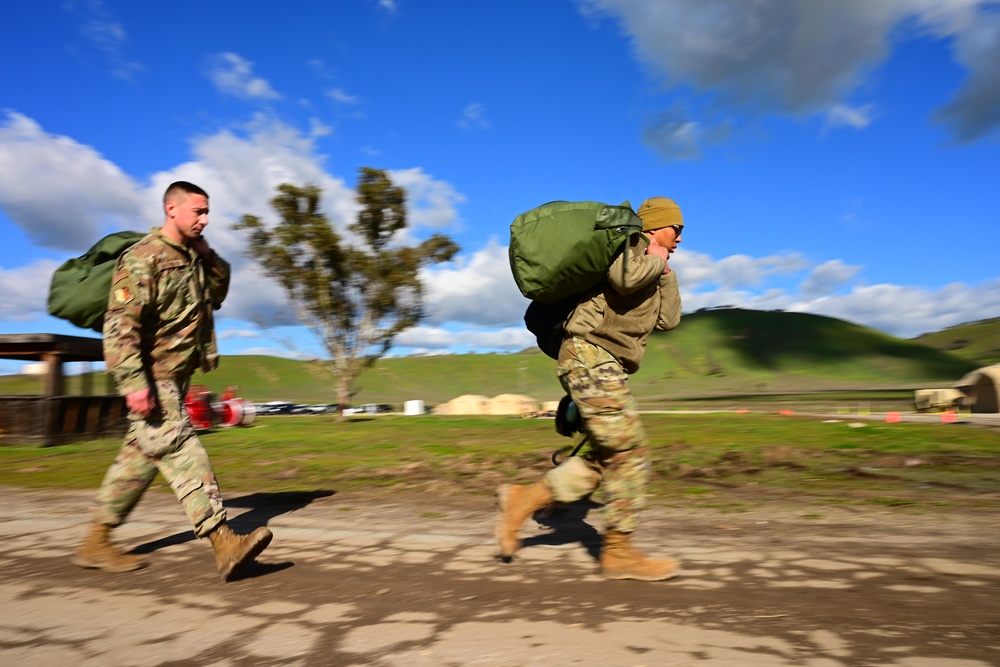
[0,334,126,446]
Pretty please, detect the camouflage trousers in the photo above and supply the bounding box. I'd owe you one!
[544,337,649,533]
[92,377,226,538]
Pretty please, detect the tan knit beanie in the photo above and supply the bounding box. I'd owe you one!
[637,197,684,232]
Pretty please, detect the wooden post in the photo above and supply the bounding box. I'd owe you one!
[41,353,63,446]
[42,353,64,397]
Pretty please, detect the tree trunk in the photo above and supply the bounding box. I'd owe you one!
[336,372,351,423]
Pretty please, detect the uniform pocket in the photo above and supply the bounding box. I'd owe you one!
[135,419,194,458]
[155,260,192,322]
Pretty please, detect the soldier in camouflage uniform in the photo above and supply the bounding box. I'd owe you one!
[497,197,685,581]
[72,181,272,581]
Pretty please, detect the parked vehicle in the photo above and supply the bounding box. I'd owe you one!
[257,401,294,415]
[359,403,393,414]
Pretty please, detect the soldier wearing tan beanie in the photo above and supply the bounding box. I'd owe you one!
[637,196,684,268]
[497,195,685,582]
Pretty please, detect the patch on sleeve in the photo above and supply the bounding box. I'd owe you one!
[113,286,134,305]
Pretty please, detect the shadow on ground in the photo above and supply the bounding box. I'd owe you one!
[523,498,602,561]
[132,489,336,557]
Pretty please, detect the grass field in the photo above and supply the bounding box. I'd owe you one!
[2,413,996,512]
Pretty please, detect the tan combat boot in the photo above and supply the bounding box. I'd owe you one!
[495,481,554,559]
[207,522,273,581]
[600,530,680,581]
[71,524,146,572]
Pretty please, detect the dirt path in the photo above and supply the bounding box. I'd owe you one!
[1,485,998,666]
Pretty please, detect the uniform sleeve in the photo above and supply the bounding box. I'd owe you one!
[102,253,153,396]
[201,251,230,310]
[606,236,666,295]
[655,271,682,331]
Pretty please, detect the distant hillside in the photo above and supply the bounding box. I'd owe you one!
[910,316,1000,367]
[1,309,978,409]
[639,307,977,390]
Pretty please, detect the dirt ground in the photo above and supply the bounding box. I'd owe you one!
[1,485,998,667]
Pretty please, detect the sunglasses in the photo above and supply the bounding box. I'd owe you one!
[668,225,683,236]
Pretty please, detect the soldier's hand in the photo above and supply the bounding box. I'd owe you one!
[126,388,155,417]
[187,235,211,257]
[646,239,671,272]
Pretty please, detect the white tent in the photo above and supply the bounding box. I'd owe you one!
[487,394,540,416]
[955,364,1000,413]
[434,394,491,415]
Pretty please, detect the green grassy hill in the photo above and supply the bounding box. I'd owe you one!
[638,308,976,390]
[0,309,979,409]
[910,316,1000,367]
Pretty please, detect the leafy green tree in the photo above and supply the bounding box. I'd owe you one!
[235,168,459,415]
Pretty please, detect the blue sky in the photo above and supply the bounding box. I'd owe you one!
[1,0,998,372]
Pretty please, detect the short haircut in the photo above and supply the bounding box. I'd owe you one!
[163,181,209,204]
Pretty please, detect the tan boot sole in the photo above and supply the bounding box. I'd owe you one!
[602,565,681,582]
[71,553,147,573]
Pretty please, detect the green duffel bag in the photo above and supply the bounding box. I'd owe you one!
[508,200,642,304]
[48,230,145,332]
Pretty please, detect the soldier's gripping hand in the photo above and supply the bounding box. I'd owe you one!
[126,388,156,418]
[646,239,672,275]
[187,235,211,257]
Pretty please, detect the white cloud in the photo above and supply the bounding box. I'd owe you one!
[642,103,736,160]
[309,118,333,138]
[64,0,142,79]
[789,278,1000,337]
[823,104,876,132]
[420,240,526,327]
[672,250,810,289]
[206,53,281,101]
[395,325,535,354]
[577,0,998,151]
[0,259,61,322]
[218,329,262,340]
[81,19,125,51]
[388,167,466,232]
[327,88,362,105]
[217,263,298,327]
[799,260,863,298]
[0,111,146,250]
[458,102,491,130]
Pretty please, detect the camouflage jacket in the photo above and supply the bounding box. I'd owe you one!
[103,228,230,396]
